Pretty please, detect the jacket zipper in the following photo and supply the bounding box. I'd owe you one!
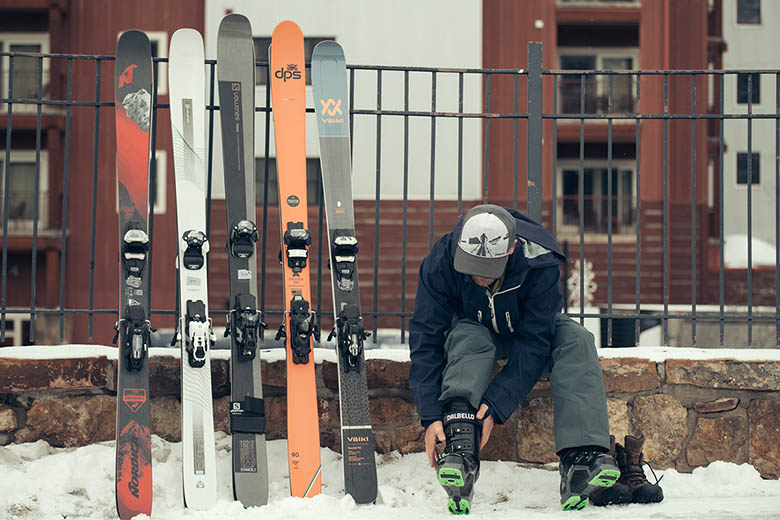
[484,277,526,333]
[477,309,482,322]
[505,311,515,333]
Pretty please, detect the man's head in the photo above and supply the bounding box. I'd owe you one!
[454,204,516,282]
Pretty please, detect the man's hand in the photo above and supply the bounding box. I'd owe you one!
[476,403,494,449]
[424,420,445,468]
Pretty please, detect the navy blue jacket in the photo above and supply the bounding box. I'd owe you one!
[409,208,565,426]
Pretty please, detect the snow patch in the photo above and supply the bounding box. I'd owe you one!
[724,234,776,268]
[0,435,778,519]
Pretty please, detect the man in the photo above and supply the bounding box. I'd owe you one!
[409,204,619,514]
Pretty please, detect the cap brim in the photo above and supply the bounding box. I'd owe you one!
[454,247,508,279]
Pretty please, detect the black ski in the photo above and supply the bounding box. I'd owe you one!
[312,40,378,504]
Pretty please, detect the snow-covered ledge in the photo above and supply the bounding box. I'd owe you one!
[0,345,778,479]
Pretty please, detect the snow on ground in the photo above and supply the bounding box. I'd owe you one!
[3,344,780,363]
[0,434,778,520]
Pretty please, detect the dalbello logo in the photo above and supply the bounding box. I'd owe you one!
[275,63,302,82]
[128,438,141,498]
[319,98,344,124]
[119,64,138,88]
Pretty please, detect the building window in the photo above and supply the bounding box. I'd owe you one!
[254,37,334,86]
[737,152,760,185]
[558,0,638,3]
[737,73,760,104]
[115,150,166,215]
[558,50,637,114]
[145,32,168,96]
[557,162,636,234]
[255,157,321,206]
[0,33,50,113]
[150,150,166,214]
[0,150,50,230]
[0,313,31,346]
[737,0,761,24]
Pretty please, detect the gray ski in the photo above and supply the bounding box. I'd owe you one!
[312,40,378,505]
[217,13,269,506]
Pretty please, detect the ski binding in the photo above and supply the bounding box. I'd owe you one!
[332,231,359,292]
[283,222,311,274]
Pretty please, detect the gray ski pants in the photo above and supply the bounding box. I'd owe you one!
[437,313,610,453]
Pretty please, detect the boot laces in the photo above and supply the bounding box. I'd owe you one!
[625,456,663,486]
[643,461,663,486]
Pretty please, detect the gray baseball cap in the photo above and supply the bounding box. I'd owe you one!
[454,204,516,279]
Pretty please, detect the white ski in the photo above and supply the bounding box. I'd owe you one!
[168,28,217,511]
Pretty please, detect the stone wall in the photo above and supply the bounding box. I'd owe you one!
[0,353,778,479]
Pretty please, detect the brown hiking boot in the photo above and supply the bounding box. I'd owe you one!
[589,435,632,507]
[617,434,664,504]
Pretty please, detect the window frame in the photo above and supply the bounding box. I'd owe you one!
[116,31,167,96]
[736,72,761,104]
[556,158,637,236]
[557,47,639,115]
[114,149,166,215]
[143,31,167,96]
[0,149,50,231]
[736,0,761,25]
[0,32,50,113]
[736,152,760,186]
[152,149,167,214]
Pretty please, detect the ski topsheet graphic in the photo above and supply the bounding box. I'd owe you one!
[217,13,269,507]
[312,40,378,504]
[270,20,322,498]
[169,28,217,511]
[114,29,153,520]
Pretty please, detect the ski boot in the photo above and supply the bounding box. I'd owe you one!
[437,400,480,515]
[589,436,633,506]
[616,434,664,504]
[559,446,620,511]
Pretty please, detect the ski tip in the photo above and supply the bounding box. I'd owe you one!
[171,28,203,46]
[117,29,150,50]
[312,40,344,60]
[272,19,303,39]
[219,13,252,36]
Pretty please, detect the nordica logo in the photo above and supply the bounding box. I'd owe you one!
[319,98,344,124]
[119,64,138,88]
[275,64,302,82]
[128,439,141,498]
[347,436,369,442]
[445,412,475,421]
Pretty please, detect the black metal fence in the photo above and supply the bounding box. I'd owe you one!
[1,43,778,347]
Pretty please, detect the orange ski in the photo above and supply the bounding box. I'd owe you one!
[270,20,322,498]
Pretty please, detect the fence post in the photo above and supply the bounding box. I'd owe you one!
[527,42,543,223]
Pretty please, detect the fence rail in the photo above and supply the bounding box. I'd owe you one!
[0,44,778,348]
